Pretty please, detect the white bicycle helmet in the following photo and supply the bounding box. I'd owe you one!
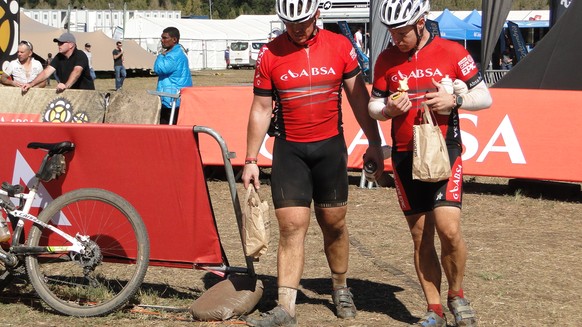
[276,0,320,24]
[380,0,430,29]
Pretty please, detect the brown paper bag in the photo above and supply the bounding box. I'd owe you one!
[242,185,270,258]
[412,104,452,182]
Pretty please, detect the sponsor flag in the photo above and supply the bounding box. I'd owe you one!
[506,21,528,63]
[426,19,441,38]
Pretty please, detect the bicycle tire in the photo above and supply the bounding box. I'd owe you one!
[25,188,149,317]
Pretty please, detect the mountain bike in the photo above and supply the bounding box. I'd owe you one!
[0,141,150,317]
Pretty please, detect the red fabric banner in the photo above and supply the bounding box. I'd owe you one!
[0,123,223,267]
[178,86,582,183]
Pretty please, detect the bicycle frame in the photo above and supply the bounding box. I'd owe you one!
[0,173,85,265]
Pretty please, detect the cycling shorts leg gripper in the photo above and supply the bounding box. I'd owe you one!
[392,146,463,216]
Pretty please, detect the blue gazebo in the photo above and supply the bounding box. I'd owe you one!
[434,9,482,46]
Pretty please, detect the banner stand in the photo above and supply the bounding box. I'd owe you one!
[193,126,256,277]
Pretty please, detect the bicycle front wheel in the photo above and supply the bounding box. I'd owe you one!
[25,188,150,317]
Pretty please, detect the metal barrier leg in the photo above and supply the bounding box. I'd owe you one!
[193,126,255,277]
[147,90,180,125]
[359,168,366,188]
[359,168,376,189]
[169,98,177,126]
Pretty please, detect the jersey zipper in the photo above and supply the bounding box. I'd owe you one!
[305,46,313,122]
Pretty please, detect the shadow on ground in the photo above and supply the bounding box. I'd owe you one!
[198,273,418,325]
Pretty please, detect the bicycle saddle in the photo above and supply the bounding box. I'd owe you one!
[27,141,75,155]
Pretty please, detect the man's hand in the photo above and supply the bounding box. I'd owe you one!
[363,145,385,180]
[386,91,412,117]
[21,83,32,93]
[424,78,454,112]
[56,82,68,93]
[241,163,261,190]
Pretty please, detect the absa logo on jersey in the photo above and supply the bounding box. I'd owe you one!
[280,67,337,81]
[391,68,444,82]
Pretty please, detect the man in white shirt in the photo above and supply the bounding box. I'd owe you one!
[353,26,364,50]
[83,43,96,80]
[1,40,45,87]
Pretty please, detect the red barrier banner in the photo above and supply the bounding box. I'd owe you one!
[0,123,223,267]
[179,86,582,183]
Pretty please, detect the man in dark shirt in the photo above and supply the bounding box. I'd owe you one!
[112,41,126,91]
[22,32,95,92]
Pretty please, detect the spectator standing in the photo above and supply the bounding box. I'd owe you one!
[112,41,126,90]
[500,48,513,70]
[83,43,96,80]
[368,1,492,326]
[22,32,94,92]
[241,0,383,325]
[153,26,193,125]
[45,52,53,85]
[1,40,45,87]
[354,26,364,50]
[224,46,231,69]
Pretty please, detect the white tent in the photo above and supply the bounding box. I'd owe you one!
[124,15,280,70]
[20,12,156,71]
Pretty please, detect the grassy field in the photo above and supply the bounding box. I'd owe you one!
[91,69,256,92]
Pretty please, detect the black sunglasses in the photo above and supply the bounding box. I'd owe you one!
[19,40,33,51]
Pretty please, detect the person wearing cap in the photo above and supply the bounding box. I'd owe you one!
[83,43,96,80]
[22,32,95,92]
[1,40,45,88]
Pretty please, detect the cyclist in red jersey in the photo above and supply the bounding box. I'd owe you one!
[368,1,492,326]
[242,0,383,326]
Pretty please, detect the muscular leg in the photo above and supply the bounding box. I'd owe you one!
[406,212,442,306]
[314,205,349,288]
[275,206,311,316]
[433,206,467,295]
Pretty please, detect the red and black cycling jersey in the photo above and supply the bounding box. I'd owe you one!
[253,28,360,143]
[372,35,483,152]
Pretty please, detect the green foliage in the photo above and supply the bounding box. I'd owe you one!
[19,0,549,17]
[431,0,549,11]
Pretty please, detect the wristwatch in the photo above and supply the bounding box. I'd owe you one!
[454,95,463,109]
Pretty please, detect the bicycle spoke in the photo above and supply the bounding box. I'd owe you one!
[25,188,149,317]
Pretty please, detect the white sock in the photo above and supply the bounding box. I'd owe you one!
[277,286,297,317]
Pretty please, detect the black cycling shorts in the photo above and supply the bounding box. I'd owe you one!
[271,134,349,209]
[392,145,463,216]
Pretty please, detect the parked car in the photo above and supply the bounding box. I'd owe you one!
[229,41,267,69]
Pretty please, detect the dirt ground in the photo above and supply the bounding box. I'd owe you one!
[1,71,581,326]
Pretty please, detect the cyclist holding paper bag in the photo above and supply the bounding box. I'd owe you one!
[368,0,492,326]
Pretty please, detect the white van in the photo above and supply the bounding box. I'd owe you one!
[230,41,267,69]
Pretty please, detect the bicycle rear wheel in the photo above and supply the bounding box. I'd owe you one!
[25,188,149,317]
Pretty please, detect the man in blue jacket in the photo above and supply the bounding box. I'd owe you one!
[154,26,193,124]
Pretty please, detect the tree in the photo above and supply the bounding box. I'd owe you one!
[148,0,160,10]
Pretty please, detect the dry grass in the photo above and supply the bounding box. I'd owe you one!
[2,71,581,326]
[91,69,256,92]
